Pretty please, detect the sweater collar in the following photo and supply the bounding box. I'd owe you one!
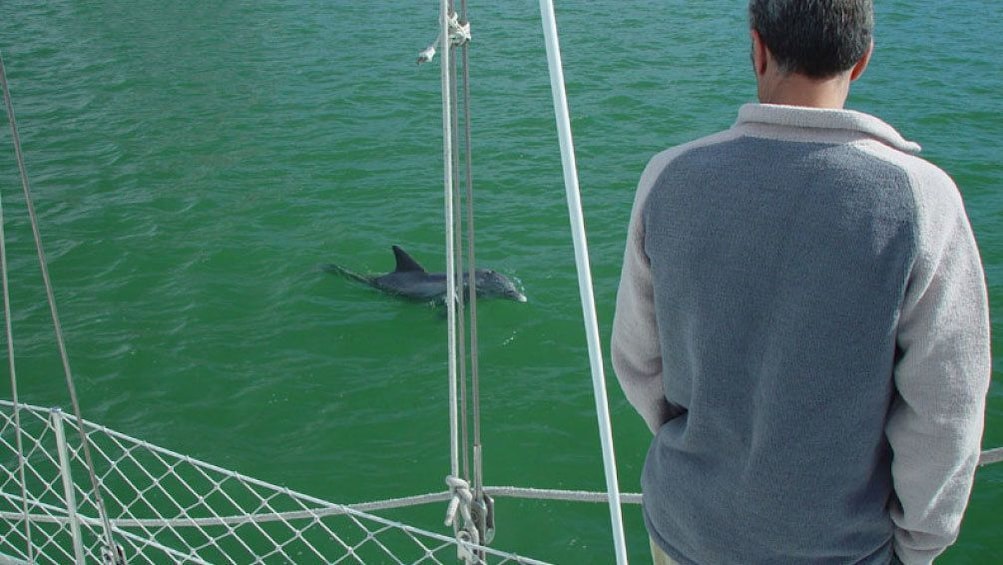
[736,103,922,154]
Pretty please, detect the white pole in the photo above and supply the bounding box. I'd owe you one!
[52,409,86,565]
[440,0,460,479]
[537,2,629,564]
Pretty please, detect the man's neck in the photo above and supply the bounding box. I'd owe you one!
[757,72,851,109]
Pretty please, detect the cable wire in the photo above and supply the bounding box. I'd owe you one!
[0,50,120,562]
[0,49,36,565]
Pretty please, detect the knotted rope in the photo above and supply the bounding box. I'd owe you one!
[444,476,480,563]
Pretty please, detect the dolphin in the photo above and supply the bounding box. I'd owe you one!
[323,245,527,304]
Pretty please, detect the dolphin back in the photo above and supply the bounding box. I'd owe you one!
[322,247,525,304]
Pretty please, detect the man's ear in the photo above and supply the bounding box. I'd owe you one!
[750,29,769,77]
[849,40,874,82]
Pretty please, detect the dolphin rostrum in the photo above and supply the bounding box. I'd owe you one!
[323,245,527,303]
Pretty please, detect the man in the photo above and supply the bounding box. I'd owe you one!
[610,1,991,564]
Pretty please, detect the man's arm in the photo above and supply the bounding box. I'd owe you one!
[612,154,674,434]
[887,166,991,564]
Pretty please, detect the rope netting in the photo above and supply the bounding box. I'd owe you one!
[0,401,550,565]
[2,401,999,565]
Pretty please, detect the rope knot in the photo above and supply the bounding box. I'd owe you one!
[416,11,469,65]
[445,476,480,563]
[444,475,474,528]
[416,43,437,65]
[447,12,472,46]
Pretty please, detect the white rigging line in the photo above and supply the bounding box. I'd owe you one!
[440,0,460,484]
[536,3,630,564]
[449,10,471,485]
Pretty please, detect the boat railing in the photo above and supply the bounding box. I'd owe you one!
[0,400,555,565]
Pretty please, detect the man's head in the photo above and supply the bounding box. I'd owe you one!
[749,0,874,79]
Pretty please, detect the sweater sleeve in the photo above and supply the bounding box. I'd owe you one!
[887,164,991,564]
[611,152,674,434]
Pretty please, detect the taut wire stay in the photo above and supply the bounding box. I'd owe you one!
[0,51,125,564]
[0,49,35,565]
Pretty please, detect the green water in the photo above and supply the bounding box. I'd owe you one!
[1,0,1000,563]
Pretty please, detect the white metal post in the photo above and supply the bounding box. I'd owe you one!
[51,408,86,565]
[537,2,629,564]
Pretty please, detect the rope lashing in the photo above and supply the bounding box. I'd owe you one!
[417,12,471,65]
[445,476,480,564]
[444,475,476,532]
[448,12,472,46]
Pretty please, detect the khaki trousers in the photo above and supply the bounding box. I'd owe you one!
[650,539,902,564]
[650,538,680,565]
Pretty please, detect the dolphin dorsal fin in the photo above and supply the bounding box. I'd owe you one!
[391,245,427,273]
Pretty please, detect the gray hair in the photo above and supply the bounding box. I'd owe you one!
[749,0,874,78]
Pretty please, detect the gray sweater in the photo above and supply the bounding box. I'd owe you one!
[612,104,990,565]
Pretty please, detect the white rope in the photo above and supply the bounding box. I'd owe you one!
[448,22,471,484]
[0,496,547,565]
[1,400,563,564]
[0,494,550,565]
[0,484,641,530]
[444,476,475,533]
[448,12,472,46]
[485,486,643,505]
[536,3,629,564]
[440,0,461,484]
